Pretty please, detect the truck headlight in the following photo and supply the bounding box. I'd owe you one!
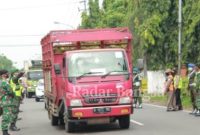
[119,97,131,104]
[70,99,82,107]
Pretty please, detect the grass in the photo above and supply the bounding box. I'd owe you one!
[145,94,192,110]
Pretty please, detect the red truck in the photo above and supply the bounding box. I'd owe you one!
[41,28,133,132]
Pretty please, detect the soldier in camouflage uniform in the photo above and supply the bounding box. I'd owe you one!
[9,70,24,131]
[0,69,16,135]
[188,65,198,114]
[194,64,200,116]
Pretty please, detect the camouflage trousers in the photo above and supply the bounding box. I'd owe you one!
[1,106,17,130]
[0,97,20,130]
[11,97,21,124]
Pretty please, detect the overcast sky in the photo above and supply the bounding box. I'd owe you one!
[0,0,83,69]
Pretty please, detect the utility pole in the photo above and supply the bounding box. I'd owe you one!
[178,0,182,75]
[80,0,87,12]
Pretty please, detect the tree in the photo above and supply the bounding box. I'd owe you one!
[81,0,200,70]
[182,0,200,63]
[81,0,102,28]
[0,54,16,71]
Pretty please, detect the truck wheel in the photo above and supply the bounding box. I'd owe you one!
[60,118,65,125]
[35,97,40,102]
[65,121,75,133]
[118,115,130,129]
[51,115,59,126]
[27,93,32,98]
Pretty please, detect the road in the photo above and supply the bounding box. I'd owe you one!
[7,99,200,135]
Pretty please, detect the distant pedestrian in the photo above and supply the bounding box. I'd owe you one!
[133,68,143,108]
[164,69,177,111]
[173,68,183,110]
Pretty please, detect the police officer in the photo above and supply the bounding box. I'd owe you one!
[9,70,24,131]
[0,69,15,135]
[173,68,183,110]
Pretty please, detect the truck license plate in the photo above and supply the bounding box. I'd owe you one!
[93,107,111,114]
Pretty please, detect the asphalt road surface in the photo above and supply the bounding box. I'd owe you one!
[5,99,200,135]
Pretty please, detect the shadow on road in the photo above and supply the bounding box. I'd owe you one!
[55,123,129,134]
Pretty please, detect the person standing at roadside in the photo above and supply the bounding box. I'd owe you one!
[133,68,143,108]
[9,70,24,131]
[0,70,15,135]
[173,68,183,110]
[164,69,177,111]
[193,64,200,116]
[188,64,198,114]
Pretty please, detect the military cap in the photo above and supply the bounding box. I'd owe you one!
[0,69,8,76]
[165,69,173,73]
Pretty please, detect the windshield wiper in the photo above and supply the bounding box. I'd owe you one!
[101,71,128,78]
[77,72,103,79]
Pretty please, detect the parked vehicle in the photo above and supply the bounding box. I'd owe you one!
[41,28,133,132]
[35,79,44,102]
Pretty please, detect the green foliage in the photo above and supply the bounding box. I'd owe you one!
[81,0,200,70]
[0,54,16,72]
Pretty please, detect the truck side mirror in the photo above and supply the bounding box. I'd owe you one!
[54,64,61,74]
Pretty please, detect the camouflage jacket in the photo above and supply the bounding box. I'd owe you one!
[194,72,200,91]
[0,79,15,107]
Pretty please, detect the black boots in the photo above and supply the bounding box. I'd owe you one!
[3,130,10,135]
[10,123,20,131]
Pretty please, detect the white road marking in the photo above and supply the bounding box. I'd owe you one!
[144,103,191,113]
[144,103,166,109]
[130,119,144,126]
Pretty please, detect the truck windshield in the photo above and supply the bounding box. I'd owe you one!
[68,51,128,77]
[27,71,43,80]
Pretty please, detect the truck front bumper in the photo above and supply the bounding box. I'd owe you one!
[69,105,133,118]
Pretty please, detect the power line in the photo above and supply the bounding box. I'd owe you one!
[0,44,40,47]
[0,1,79,11]
[80,0,87,12]
[0,34,43,37]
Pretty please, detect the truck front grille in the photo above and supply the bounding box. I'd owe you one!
[102,97,117,103]
[84,98,100,104]
[84,97,117,104]
[83,93,118,104]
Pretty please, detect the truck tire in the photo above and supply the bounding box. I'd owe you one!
[60,118,65,125]
[27,93,32,98]
[118,115,130,129]
[51,115,59,126]
[65,121,75,133]
[35,97,40,102]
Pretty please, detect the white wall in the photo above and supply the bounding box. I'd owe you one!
[147,71,166,94]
